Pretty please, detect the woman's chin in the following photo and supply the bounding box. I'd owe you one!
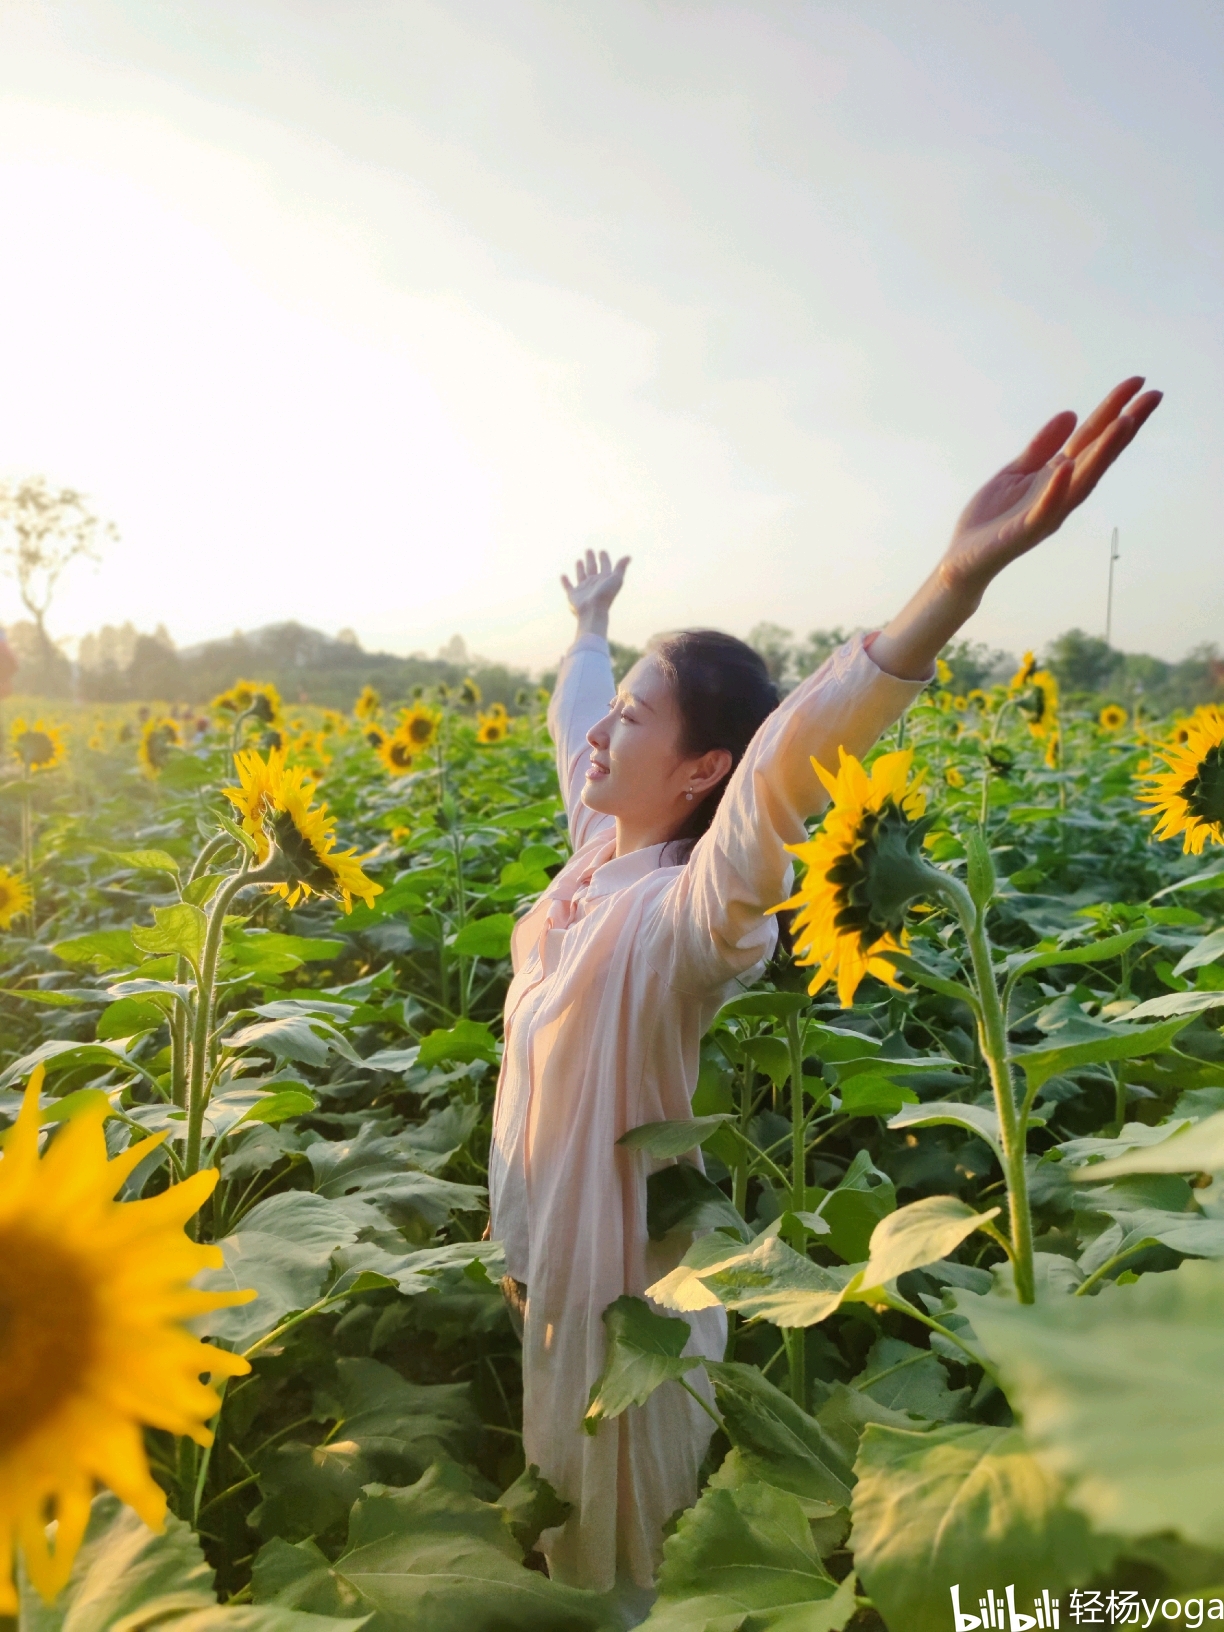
[580,778,616,815]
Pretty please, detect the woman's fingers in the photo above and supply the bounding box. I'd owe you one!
[1019,458,1075,537]
[1062,376,1146,459]
[1066,390,1161,507]
[1012,410,1078,475]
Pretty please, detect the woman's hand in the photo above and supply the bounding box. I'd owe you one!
[941,375,1162,600]
[561,549,631,640]
[870,375,1162,683]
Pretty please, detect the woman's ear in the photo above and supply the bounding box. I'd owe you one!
[690,747,733,795]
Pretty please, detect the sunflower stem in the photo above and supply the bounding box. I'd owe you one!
[784,1008,808,1408]
[924,866,1036,1305]
[184,856,275,1193]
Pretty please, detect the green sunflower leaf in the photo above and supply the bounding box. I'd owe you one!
[583,1295,704,1432]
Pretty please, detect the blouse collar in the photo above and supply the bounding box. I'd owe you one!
[579,839,673,900]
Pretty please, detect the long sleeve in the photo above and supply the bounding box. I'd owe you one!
[643,631,932,994]
[546,632,617,851]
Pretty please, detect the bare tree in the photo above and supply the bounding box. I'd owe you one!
[0,476,116,666]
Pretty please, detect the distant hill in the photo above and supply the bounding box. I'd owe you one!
[4,614,1222,720]
[1,619,547,712]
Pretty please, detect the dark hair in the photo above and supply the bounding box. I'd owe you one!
[651,628,779,852]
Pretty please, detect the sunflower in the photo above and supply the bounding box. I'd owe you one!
[952,695,968,712]
[223,745,284,860]
[9,718,66,774]
[459,677,482,707]
[0,1066,254,1610]
[377,729,416,776]
[1014,669,1059,740]
[222,749,383,912]
[1099,704,1128,732]
[353,685,381,722]
[396,704,442,754]
[1171,704,1224,748]
[476,713,509,744]
[935,657,953,686]
[1137,711,1224,854]
[320,709,347,737]
[1010,651,1038,693]
[774,747,934,1007]
[86,720,108,752]
[486,701,509,723]
[1044,730,1060,770]
[211,680,281,727]
[0,867,31,930]
[944,765,966,789]
[364,724,387,750]
[137,716,182,778]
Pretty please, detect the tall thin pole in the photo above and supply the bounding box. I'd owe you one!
[1104,527,1120,646]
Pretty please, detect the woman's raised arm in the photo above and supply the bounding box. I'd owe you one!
[646,375,1163,994]
[548,550,631,848]
[869,376,1161,681]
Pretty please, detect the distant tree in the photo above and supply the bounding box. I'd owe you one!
[938,637,1014,694]
[1043,628,1124,695]
[608,641,642,683]
[793,628,852,681]
[127,627,181,701]
[746,622,795,684]
[0,478,116,689]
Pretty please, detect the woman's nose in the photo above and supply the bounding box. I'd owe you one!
[586,713,612,750]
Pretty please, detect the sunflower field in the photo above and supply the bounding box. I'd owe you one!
[5,661,1224,1632]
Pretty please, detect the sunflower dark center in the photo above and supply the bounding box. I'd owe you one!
[269,810,337,895]
[16,731,55,767]
[389,743,412,768]
[0,1227,95,1453]
[1179,744,1224,826]
[408,718,433,744]
[826,801,936,950]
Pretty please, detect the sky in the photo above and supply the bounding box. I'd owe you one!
[0,1,1219,672]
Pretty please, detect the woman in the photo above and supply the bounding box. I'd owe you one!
[486,377,1161,1607]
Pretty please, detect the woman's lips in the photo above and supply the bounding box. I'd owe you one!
[586,758,610,780]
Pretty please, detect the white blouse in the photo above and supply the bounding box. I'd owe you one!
[488,628,929,1592]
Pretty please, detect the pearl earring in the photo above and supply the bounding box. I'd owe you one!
[685,786,694,801]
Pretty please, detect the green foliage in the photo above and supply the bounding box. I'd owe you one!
[6,648,1224,1626]
[850,1422,1119,1632]
[583,1296,703,1432]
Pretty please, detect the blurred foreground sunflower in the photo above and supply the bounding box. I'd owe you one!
[773,747,934,1007]
[377,729,416,776]
[1015,669,1059,741]
[0,866,31,929]
[1137,711,1224,854]
[353,684,381,721]
[1009,651,1038,692]
[459,677,482,707]
[396,704,442,754]
[137,716,181,778]
[0,1067,253,1611]
[1099,704,1128,731]
[223,748,382,912]
[9,718,65,774]
[211,679,281,727]
[476,712,509,744]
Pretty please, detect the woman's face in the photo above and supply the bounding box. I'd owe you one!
[580,655,730,842]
